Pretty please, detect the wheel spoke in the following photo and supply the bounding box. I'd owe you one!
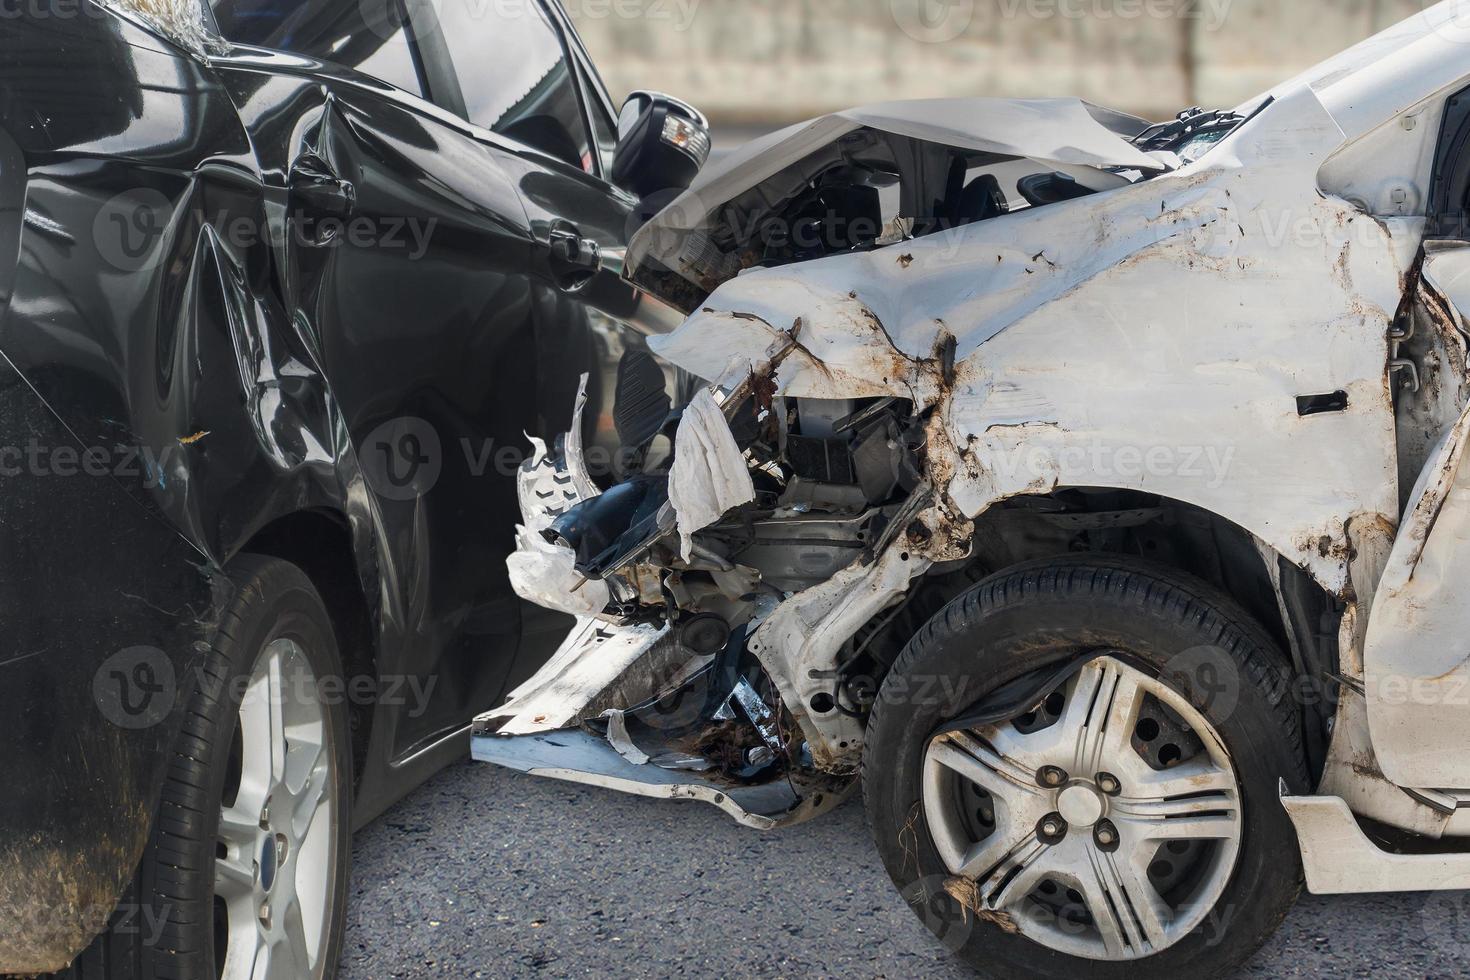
[930,733,1047,799]
[1082,848,1170,956]
[265,648,287,786]
[979,837,1052,911]
[1113,758,1239,842]
[248,927,272,980]
[1066,660,1146,777]
[236,680,275,817]
[219,803,260,851]
[282,899,313,975]
[954,810,1032,878]
[1123,756,1236,800]
[1120,809,1238,842]
[290,756,330,843]
[215,851,256,900]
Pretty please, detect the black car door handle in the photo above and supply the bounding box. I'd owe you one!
[549,228,601,271]
[289,157,356,221]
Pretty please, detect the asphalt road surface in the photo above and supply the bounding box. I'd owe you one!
[343,759,1470,978]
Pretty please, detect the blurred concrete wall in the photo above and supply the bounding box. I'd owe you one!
[568,0,1440,123]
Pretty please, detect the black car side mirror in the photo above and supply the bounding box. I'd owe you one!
[611,92,711,201]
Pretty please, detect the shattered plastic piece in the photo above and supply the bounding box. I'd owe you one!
[505,527,611,617]
[566,373,601,502]
[102,0,222,56]
[600,709,650,766]
[668,389,756,560]
[485,619,671,736]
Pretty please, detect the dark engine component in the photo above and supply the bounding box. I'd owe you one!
[1017,171,1095,207]
[678,613,733,655]
[545,475,670,576]
[787,434,857,485]
[614,347,673,453]
[784,183,883,261]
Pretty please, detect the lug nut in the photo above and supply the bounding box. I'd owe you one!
[1038,765,1068,788]
[1037,813,1068,845]
[258,902,272,927]
[1097,773,1121,795]
[1094,819,1120,852]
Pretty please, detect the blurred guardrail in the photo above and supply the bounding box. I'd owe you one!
[570,0,1438,124]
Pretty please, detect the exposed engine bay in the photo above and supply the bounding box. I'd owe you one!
[472,98,1276,826]
[477,363,964,826]
[626,97,1197,311]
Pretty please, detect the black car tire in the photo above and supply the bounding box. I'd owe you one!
[863,556,1308,980]
[61,555,351,980]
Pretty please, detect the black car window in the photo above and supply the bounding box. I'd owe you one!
[579,66,618,176]
[429,0,594,173]
[211,0,427,98]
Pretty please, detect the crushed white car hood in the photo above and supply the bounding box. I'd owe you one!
[627,98,1164,298]
[649,84,1409,597]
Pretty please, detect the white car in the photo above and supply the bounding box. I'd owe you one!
[476,3,1470,975]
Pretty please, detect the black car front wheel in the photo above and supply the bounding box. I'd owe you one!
[68,555,352,980]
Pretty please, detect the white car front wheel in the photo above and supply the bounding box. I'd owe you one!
[865,557,1308,980]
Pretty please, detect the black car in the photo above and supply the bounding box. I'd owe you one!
[0,1,707,976]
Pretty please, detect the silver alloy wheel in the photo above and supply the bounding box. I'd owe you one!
[922,655,1242,961]
[215,638,339,980]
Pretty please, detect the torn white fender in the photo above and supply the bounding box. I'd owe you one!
[505,530,611,618]
[668,389,755,560]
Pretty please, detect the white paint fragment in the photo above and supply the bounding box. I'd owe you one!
[101,0,221,56]
[668,390,755,560]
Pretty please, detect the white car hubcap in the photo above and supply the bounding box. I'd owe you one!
[215,638,338,980]
[922,655,1242,961]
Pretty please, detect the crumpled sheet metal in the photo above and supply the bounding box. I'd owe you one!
[668,389,756,560]
[652,85,1405,600]
[483,618,671,736]
[1361,401,1470,788]
[628,98,1163,281]
[749,542,935,766]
